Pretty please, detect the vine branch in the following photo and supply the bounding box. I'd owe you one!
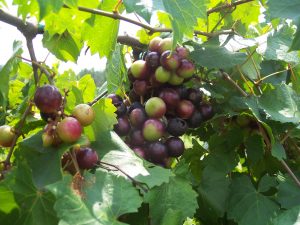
[3,101,33,166]
[207,0,254,15]
[220,70,248,97]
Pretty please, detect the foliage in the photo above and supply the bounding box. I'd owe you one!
[1,0,300,225]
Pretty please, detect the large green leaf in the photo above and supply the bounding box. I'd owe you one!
[162,0,206,46]
[84,170,143,225]
[0,41,22,112]
[134,166,173,188]
[271,205,300,225]
[271,141,286,161]
[6,164,58,225]
[245,134,265,165]
[290,20,300,51]
[267,0,300,20]
[277,176,300,209]
[264,26,300,64]
[17,132,89,188]
[189,40,247,69]
[105,44,127,94]
[42,30,82,62]
[48,170,143,225]
[258,84,300,124]
[91,98,117,136]
[82,0,120,58]
[227,176,279,225]
[145,176,198,225]
[37,0,63,20]
[198,131,240,217]
[13,0,39,20]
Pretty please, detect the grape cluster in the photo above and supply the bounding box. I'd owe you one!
[111,37,214,167]
[34,85,98,172]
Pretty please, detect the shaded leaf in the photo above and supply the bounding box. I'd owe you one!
[277,176,300,209]
[245,134,265,165]
[18,132,89,188]
[267,0,300,20]
[7,164,58,225]
[258,84,300,124]
[83,0,120,58]
[43,30,82,62]
[189,40,247,69]
[162,0,206,46]
[145,176,198,225]
[105,44,127,94]
[0,41,22,112]
[264,26,299,64]
[271,205,300,225]
[227,176,279,225]
[271,141,286,160]
[37,0,63,20]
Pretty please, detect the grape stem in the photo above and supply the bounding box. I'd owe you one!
[2,101,34,167]
[16,55,55,85]
[98,161,149,193]
[220,70,248,97]
[87,91,108,106]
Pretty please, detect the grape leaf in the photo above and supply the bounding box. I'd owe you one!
[162,0,206,46]
[189,40,247,69]
[290,20,300,51]
[48,171,143,225]
[82,0,120,58]
[42,30,82,62]
[13,0,39,20]
[267,0,300,20]
[198,133,239,217]
[245,134,265,165]
[277,176,300,209]
[258,174,278,193]
[91,99,117,136]
[134,166,173,188]
[84,170,143,225]
[264,26,300,64]
[258,84,300,124]
[37,0,63,20]
[0,41,22,113]
[105,44,127,94]
[123,0,153,22]
[145,176,198,225]
[47,175,102,225]
[93,131,149,178]
[271,205,300,225]
[227,176,279,225]
[271,141,286,161]
[6,164,58,225]
[17,132,89,188]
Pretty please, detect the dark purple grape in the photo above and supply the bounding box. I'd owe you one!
[116,103,127,117]
[107,94,123,106]
[40,112,57,122]
[34,85,62,113]
[130,129,145,146]
[145,51,160,69]
[133,80,148,96]
[148,141,168,164]
[187,88,202,106]
[199,103,214,120]
[128,102,144,114]
[76,147,99,170]
[167,117,188,136]
[166,137,185,157]
[114,117,131,136]
[129,108,147,128]
[187,110,203,128]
